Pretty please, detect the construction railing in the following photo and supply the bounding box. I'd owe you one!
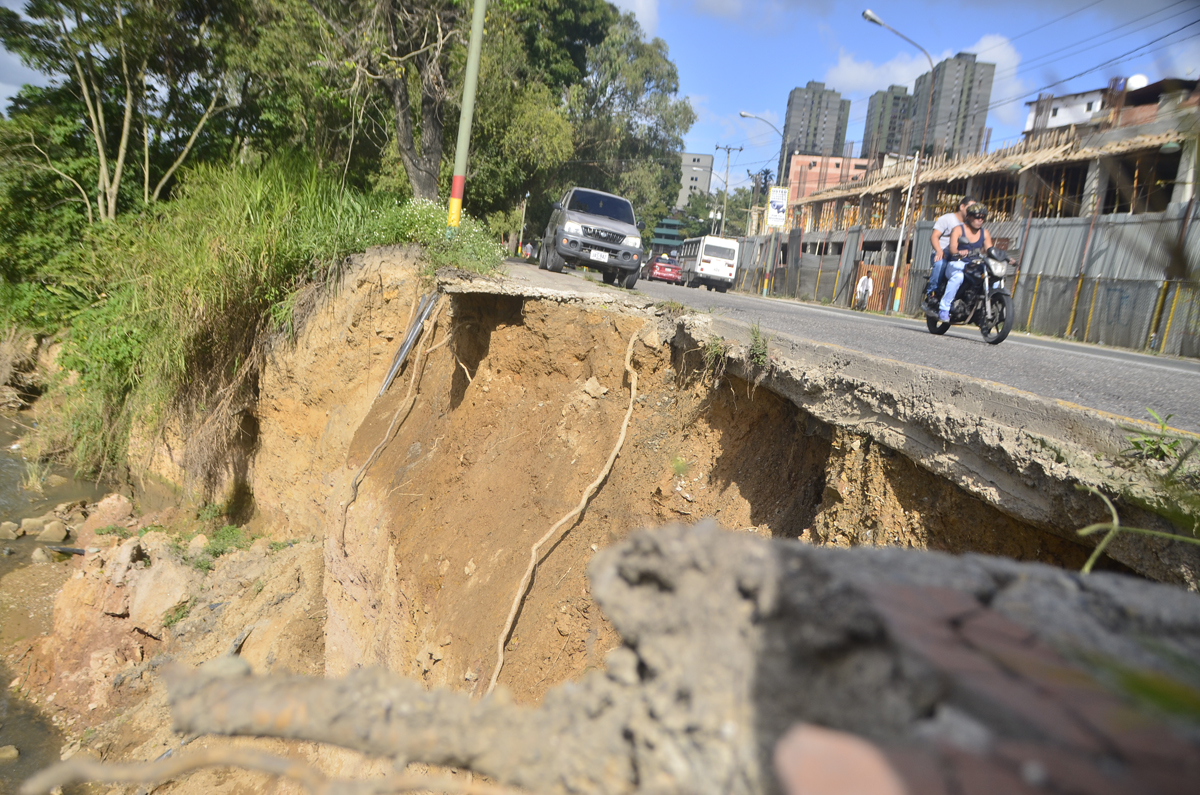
[734,202,1200,358]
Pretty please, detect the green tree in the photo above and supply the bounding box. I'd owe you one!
[525,12,693,244]
[0,0,259,219]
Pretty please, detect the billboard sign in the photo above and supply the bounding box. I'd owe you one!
[767,186,788,228]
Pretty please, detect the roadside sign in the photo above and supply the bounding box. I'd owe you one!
[767,186,787,228]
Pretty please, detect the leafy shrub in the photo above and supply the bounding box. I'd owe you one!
[163,599,193,628]
[205,524,251,558]
[1123,409,1183,462]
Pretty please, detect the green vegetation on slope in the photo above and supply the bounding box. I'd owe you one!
[30,160,500,477]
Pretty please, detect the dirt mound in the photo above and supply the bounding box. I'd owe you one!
[141,522,1200,795]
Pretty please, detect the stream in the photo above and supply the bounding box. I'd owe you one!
[1,415,105,795]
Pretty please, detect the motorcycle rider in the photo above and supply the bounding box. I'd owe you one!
[923,195,975,310]
[938,203,993,324]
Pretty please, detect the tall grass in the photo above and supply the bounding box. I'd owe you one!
[37,159,501,477]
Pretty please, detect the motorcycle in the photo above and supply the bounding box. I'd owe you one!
[924,247,1016,344]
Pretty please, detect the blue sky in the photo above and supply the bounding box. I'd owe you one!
[616,0,1200,188]
[2,0,1198,192]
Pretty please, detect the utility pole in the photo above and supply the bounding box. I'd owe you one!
[716,144,741,237]
[446,0,488,230]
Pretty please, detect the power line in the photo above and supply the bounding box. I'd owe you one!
[972,0,1109,56]
[980,20,1200,115]
[839,0,1196,128]
[991,3,1198,81]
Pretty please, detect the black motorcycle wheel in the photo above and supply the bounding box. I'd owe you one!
[926,316,950,335]
[980,293,1014,344]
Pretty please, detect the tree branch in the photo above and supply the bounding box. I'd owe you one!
[24,131,94,224]
[151,91,227,202]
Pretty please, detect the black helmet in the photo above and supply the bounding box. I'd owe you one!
[965,203,988,220]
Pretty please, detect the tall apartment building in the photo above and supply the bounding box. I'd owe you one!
[909,53,994,156]
[778,81,851,183]
[862,85,912,157]
[677,152,713,209]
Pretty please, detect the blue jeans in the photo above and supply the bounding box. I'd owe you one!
[925,256,945,297]
[939,260,965,314]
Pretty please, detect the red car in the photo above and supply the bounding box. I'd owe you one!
[643,254,682,284]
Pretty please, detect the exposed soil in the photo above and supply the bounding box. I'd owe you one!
[1,252,1162,793]
[325,290,1114,706]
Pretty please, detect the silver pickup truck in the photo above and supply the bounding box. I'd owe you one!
[540,187,645,288]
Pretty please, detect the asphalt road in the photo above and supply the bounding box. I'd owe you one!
[510,259,1200,434]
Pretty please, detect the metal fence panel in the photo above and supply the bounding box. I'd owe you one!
[1166,284,1200,358]
[1078,277,1163,350]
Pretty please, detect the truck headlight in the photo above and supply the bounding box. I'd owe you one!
[563,221,582,235]
[623,235,642,248]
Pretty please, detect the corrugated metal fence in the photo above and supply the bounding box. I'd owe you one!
[734,204,1200,357]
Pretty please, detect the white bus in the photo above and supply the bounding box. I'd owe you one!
[679,235,739,292]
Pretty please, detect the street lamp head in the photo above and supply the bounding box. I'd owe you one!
[739,111,752,118]
[862,9,884,25]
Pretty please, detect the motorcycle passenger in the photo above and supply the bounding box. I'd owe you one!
[938,203,993,323]
[924,195,975,309]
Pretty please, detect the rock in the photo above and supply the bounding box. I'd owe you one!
[38,520,69,543]
[187,534,209,557]
[0,745,18,763]
[46,473,69,488]
[78,493,134,537]
[30,548,52,565]
[0,521,19,540]
[20,516,45,534]
[641,327,661,350]
[250,537,272,553]
[582,376,608,398]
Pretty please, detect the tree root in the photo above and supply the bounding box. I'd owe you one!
[19,745,522,795]
[486,322,646,695]
[338,295,447,555]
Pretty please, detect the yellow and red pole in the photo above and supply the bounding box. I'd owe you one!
[447,0,488,230]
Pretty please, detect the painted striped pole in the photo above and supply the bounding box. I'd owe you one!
[447,0,488,229]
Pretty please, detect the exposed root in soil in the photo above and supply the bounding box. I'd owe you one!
[487,322,647,695]
[21,746,519,795]
[338,296,448,555]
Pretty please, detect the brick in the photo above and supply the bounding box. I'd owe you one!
[946,749,1041,795]
[867,583,982,626]
[881,747,952,795]
[957,609,1035,647]
[953,670,1103,752]
[1065,696,1200,765]
[994,740,1138,795]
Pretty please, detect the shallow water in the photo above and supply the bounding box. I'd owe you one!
[0,415,105,795]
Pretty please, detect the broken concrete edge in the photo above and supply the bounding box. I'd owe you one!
[425,270,1197,585]
[437,268,658,311]
[675,314,1200,585]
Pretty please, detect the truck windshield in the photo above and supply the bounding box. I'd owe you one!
[567,190,635,225]
[704,244,736,260]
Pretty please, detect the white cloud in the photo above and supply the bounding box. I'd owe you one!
[825,34,1028,135]
[611,0,660,36]
[823,48,948,97]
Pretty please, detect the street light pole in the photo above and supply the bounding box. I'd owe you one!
[862,9,936,314]
[715,144,741,237]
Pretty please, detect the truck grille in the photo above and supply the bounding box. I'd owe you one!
[582,225,624,244]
